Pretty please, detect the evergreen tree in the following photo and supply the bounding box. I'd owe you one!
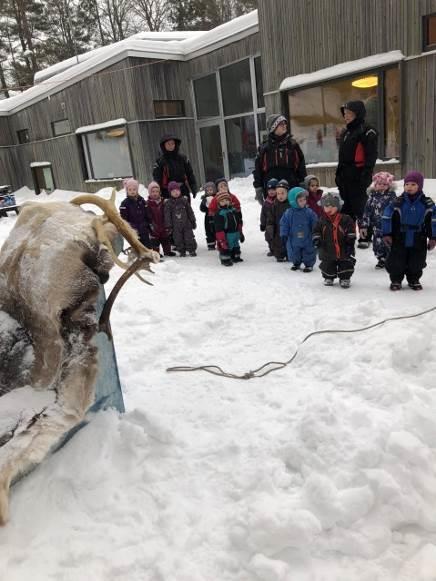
[168,0,256,30]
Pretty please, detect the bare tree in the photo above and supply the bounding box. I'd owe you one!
[132,0,169,31]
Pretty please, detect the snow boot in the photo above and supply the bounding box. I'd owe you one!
[290,264,300,271]
[408,281,423,291]
[390,282,402,291]
[303,266,313,273]
[339,279,351,289]
[323,278,334,286]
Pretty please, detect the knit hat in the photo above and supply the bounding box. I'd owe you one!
[320,191,343,209]
[288,187,308,208]
[276,179,289,190]
[147,181,161,197]
[267,114,288,134]
[404,171,424,191]
[302,174,319,189]
[215,177,228,189]
[216,191,231,205]
[123,178,139,191]
[168,181,182,193]
[372,172,394,190]
[340,100,366,121]
[266,178,279,190]
[204,181,217,194]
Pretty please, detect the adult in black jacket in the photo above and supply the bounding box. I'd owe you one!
[253,114,307,205]
[335,100,378,246]
[153,134,198,200]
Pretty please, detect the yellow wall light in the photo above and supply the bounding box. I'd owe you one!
[351,76,378,88]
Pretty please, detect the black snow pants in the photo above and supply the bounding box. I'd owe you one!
[385,243,427,284]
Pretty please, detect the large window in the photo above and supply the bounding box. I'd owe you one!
[194,74,220,119]
[225,116,257,177]
[288,67,400,164]
[220,59,253,116]
[193,57,265,180]
[153,100,185,118]
[423,13,436,51]
[80,124,133,180]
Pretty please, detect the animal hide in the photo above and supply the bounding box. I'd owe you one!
[0,200,147,525]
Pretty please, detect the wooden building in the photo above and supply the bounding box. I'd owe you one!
[1,1,436,192]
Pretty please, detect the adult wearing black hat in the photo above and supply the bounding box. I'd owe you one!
[335,101,378,248]
[153,134,198,201]
[253,114,307,205]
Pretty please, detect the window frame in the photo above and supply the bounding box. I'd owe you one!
[79,123,134,181]
[51,118,72,137]
[423,12,436,52]
[284,64,401,163]
[17,129,30,144]
[153,100,186,119]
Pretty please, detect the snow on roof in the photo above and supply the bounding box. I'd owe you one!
[29,161,52,167]
[0,11,258,116]
[75,118,127,134]
[279,51,404,92]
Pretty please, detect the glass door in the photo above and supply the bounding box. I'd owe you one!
[198,124,225,182]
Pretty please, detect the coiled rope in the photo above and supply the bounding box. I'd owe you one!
[166,305,436,380]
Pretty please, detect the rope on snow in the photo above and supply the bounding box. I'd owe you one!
[166,305,436,380]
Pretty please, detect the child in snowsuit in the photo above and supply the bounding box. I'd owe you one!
[302,174,323,218]
[360,172,397,269]
[119,178,151,248]
[214,191,244,266]
[382,171,436,291]
[199,181,217,250]
[266,179,290,262]
[260,178,278,256]
[164,181,197,257]
[208,178,241,217]
[145,181,175,257]
[312,191,356,288]
[280,187,318,272]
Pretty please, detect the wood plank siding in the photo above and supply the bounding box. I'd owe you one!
[258,0,436,94]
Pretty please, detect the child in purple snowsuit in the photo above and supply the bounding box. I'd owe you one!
[260,178,278,256]
[360,172,397,269]
[119,178,151,248]
[164,181,197,257]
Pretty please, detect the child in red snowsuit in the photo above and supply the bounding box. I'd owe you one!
[145,181,175,256]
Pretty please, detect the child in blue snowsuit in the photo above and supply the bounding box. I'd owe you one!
[280,186,318,272]
[382,171,436,291]
[360,171,397,269]
[214,191,244,266]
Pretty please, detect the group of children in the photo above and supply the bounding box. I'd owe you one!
[119,170,436,290]
[119,176,244,266]
[259,170,436,290]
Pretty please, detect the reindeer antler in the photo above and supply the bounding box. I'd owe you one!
[70,190,160,266]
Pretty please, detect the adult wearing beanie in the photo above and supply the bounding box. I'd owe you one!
[253,114,307,205]
[335,100,378,248]
[152,134,198,201]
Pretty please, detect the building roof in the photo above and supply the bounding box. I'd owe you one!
[0,11,259,116]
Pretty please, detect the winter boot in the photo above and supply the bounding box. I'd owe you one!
[189,251,197,257]
[408,281,423,291]
[339,279,351,289]
[390,282,402,291]
[375,259,385,269]
[179,251,186,257]
[303,266,313,273]
[290,264,300,271]
[323,278,334,286]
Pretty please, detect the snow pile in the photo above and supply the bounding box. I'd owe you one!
[1,177,436,580]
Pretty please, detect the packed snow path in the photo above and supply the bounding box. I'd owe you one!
[1,178,436,581]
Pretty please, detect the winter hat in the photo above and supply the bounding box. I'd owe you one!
[267,114,288,134]
[168,180,182,193]
[320,191,344,209]
[288,187,308,208]
[147,181,161,197]
[372,172,394,190]
[276,179,289,190]
[340,100,366,120]
[302,174,319,189]
[123,177,139,191]
[204,181,217,194]
[266,178,279,190]
[215,177,229,190]
[404,171,424,191]
[216,191,231,205]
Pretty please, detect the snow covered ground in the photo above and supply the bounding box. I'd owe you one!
[2,177,436,580]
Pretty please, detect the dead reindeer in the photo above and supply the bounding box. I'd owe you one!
[0,191,159,525]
